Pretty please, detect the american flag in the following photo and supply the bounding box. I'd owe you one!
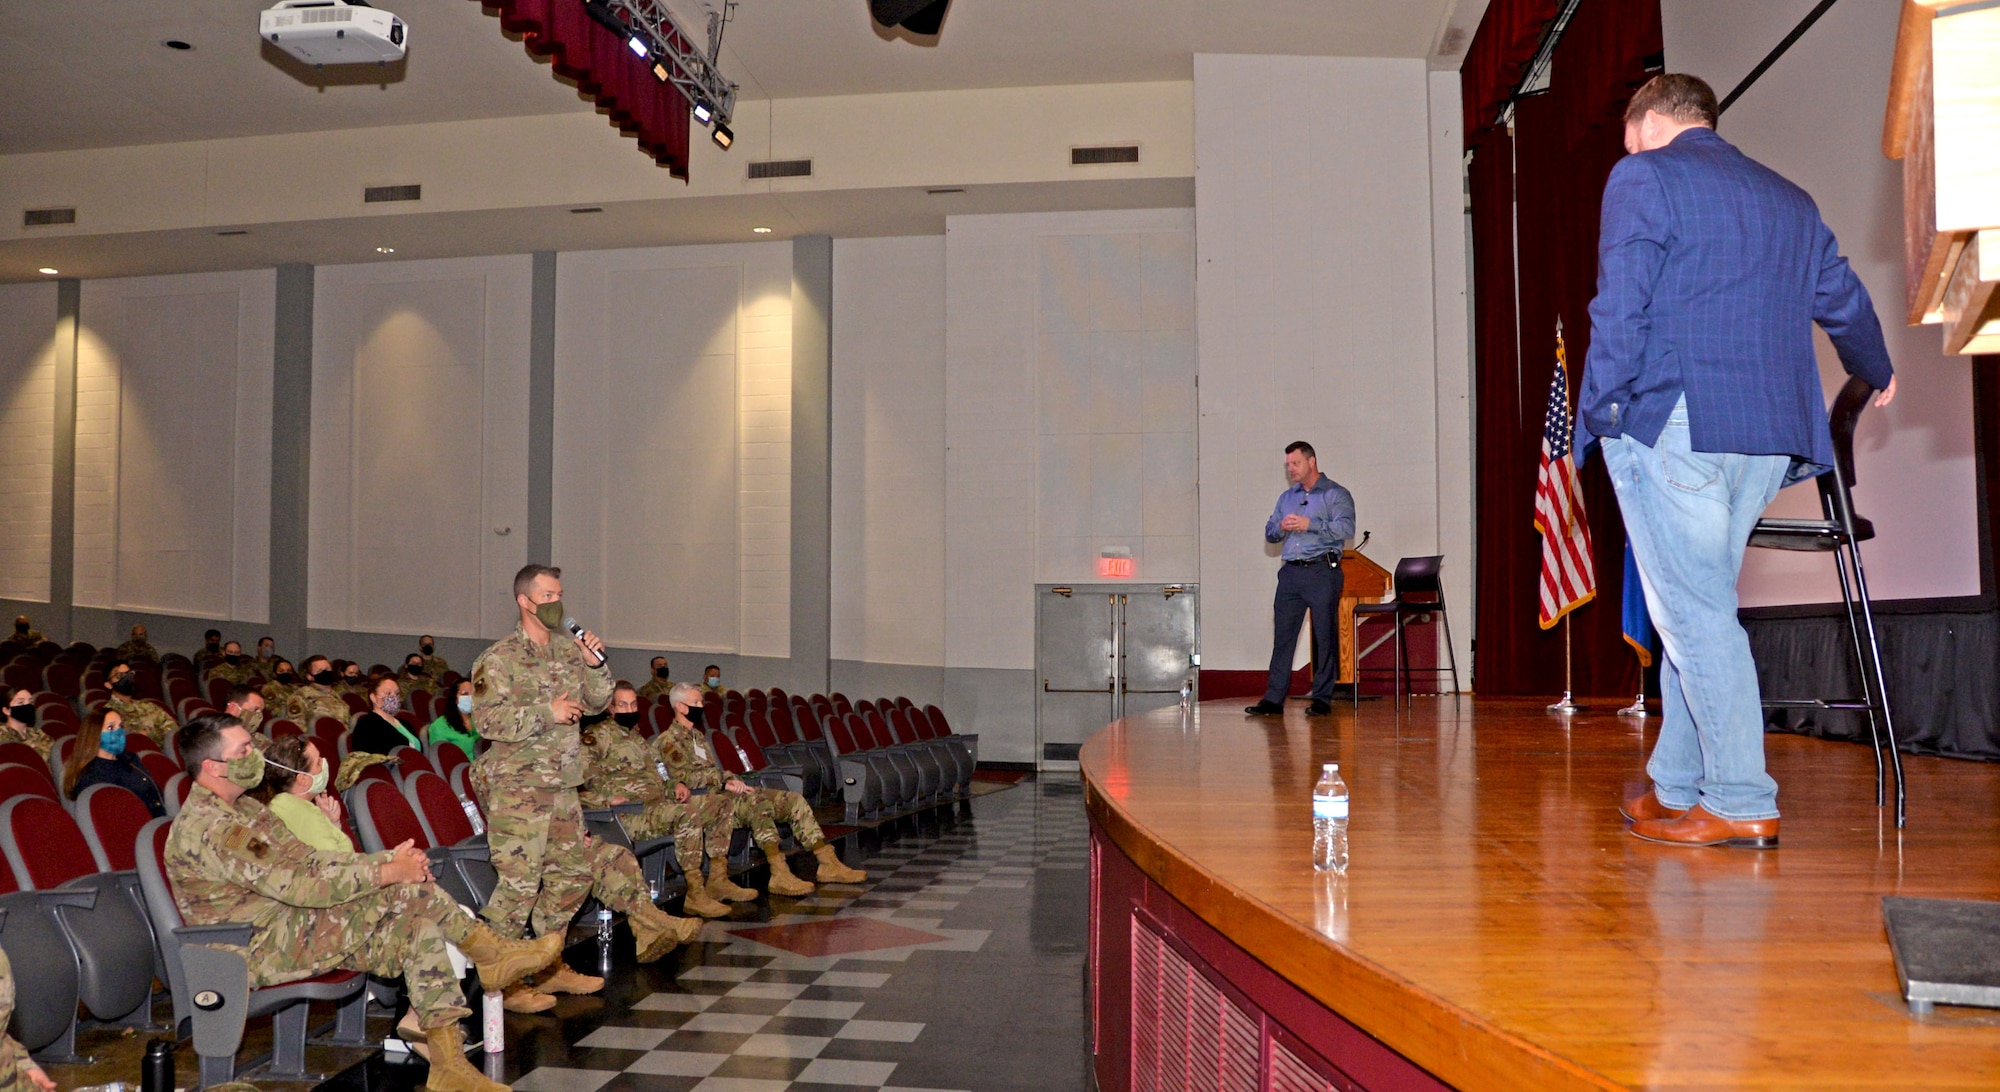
[1535,328,1596,628]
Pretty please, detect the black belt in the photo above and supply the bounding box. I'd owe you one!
[1285,554,1338,567]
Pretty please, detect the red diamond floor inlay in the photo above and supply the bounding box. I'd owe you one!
[729,916,949,957]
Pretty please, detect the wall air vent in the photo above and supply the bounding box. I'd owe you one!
[23,207,76,227]
[747,159,813,180]
[1071,144,1140,166]
[364,184,422,203]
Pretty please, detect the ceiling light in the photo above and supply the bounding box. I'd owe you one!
[692,101,713,125]
[38,268,58,276]
[711,123,734,150]
[752,227,772,234]
[627,35,650,58]
[162,40,193,51]
[652,60,671,83]
[376,247,395,254]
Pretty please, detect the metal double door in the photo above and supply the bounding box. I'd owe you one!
[1035,583,1198,771]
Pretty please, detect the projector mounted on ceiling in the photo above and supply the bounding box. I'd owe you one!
[261,0,406,66]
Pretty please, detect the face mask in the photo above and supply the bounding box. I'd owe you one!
[684,705,705,730]
[654,667,671,679]
[379,692,402,716]
[112,675,137,696]
[226,654,245,665]
[206,639,221,651]
[614,711,641,728]
[343,674,360,685]
[239,706,264,733]
[312,670,337,686]
[534,599,566,630]
[705,675,719,687]
[457,694,474,715]
[100,726,126,755]
[420,643,435,656]
[7,703,33,727]
[406,664,425,676]
[222,749,265,789]
[266,756,328,796]
[277,672,298,685]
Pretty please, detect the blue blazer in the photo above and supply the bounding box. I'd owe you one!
[1575,127,1892,476]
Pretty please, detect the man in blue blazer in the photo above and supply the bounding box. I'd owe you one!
[1576,74,1895,848]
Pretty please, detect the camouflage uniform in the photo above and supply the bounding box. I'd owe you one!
[165,784,475,1028]
[397,668,437,700]
[419,653,452,679]
[109,692,178,745]
[470,625,651,939]
[206,659,262,689]
[657,720,832,854]
[579,720,733,873]
[0,946,44,1092]
[114,638,161,663]
[636,675,674,703]
[283,683,350,733]
[194,647,224,675]
[0,720,52,761]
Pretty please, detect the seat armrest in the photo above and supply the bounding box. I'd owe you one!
[35,889,97,910]
[583,803,644,822]
[176,922,255,947]
[751,768,806,795]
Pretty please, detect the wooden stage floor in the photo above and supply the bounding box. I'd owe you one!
[1080,696,2000,1090]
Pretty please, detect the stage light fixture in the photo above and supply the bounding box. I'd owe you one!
[752,226,772,234]
[376,247,395,254]
[692,100,713,125]
[712,123,733,150]
[627,34,649,58]
[652,59,670,82]
[38,268,58,276]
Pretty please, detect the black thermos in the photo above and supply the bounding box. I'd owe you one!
[142,1037,174,1092]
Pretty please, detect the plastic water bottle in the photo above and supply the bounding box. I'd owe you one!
[458,794,486,835]
[482,989,504,1053]
[1178,679,1191,711]
[596,907,615,975]
[1313,762,1348,874]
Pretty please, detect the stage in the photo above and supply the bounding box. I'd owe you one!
[1081,696,2000,1090]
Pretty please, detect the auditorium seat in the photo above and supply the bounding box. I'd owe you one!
[41,662,79,696]
[395,771,496,911]
[726,728,811,798]
[38,702,79,737]
[162,772,191,817]
[923,705,980,778]
[0,762,58,804]
[855,712,921,806]
[70,782,174,996]
[822,715,890,822]
[204,677,231,708]
[1,663,39,693]
[267,718,303,738]
[885,705,953,799]
[448,764,481,813]
[137,750,180,791]
[135,817,370,1084]
[340,693,368,716]
[0,741,42,774]
[430,739,470,780]
[0,795,157,1036]
[388,744,437,784]
[0,889,90,1063]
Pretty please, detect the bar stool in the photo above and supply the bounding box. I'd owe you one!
[1351,555,1460,707]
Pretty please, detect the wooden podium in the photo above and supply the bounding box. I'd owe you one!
[1336,549,1391,684]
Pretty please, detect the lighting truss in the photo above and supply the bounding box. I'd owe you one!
[599,0,738,130]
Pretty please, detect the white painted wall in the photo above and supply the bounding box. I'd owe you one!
[553,243,793,657]
[1194,54,1450,674]
[75,270,272,622]
[830,235,948,668]
[944,208,1198,674]
[0,283,57,604]
[308,256,531,639]
[1663,0,1982,606]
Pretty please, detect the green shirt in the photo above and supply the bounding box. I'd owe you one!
[268,792,354,854]
[426,715,478,762]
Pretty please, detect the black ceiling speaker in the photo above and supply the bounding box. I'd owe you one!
[870,0,950,36]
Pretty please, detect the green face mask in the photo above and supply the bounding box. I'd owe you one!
[222,748,266,789]
[534,599,566,630]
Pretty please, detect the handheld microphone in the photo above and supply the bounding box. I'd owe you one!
[562,616,606,667]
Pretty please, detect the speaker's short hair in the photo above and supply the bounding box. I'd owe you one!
[1624,73,1718,129]
[514,564,562,600]
[1284,440,1316,460]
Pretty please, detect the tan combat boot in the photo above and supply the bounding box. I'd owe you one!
[395,1008,432,1061]
[763,846,815,897]
[459,925,562,993]
[812,844,868,884]
[537,963,604,995]
[680,871,733,919]
[423,1023,507,1092]
[628,901,703,962]
[501,982,555,1013]
[706,859,757,902]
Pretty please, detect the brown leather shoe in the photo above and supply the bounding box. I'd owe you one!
[1619,788,1688,823]
[1629,803,1778,849]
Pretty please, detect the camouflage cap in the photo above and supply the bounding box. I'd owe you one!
[333,751,398,794]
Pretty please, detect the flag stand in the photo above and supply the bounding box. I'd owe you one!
[1546,616,1580,713]
[1618,682,1647,717]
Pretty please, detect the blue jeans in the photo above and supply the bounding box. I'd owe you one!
[1601,399,1790,820]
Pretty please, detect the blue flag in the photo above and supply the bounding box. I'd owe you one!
[1621,539,1655,667]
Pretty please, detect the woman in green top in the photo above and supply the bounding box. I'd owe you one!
[427,678,478,761]
[255,735,351,852]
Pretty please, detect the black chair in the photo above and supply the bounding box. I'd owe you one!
[1747,375,1904,827]
[1351,556,1460,708]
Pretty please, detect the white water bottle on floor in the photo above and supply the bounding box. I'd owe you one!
[1313,762,1348,874]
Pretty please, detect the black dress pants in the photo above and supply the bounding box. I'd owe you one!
[1262,558,1345,705]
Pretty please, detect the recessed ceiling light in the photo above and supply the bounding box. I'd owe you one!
[376,247,395,254]
[752,227,772,234]
[162,40,193,51]
[37,268,58,276]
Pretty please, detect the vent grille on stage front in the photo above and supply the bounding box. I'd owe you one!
[748,158,813,179]
[1129,914,1272,1091]
[1072,144,1140,165]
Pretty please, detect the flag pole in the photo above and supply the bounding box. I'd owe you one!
[1618,673,1647,717]
[1547,616,1580,713]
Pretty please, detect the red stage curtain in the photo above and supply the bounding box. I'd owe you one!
[1466,0,1661,697]
[486,0,693,178]
[1461,0,1561,146]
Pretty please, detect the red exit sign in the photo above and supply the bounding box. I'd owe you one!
[1098,556,1135,579]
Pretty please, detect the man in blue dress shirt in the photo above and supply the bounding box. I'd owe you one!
[1246,441,1356,718]
[1578,75,1896,849]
